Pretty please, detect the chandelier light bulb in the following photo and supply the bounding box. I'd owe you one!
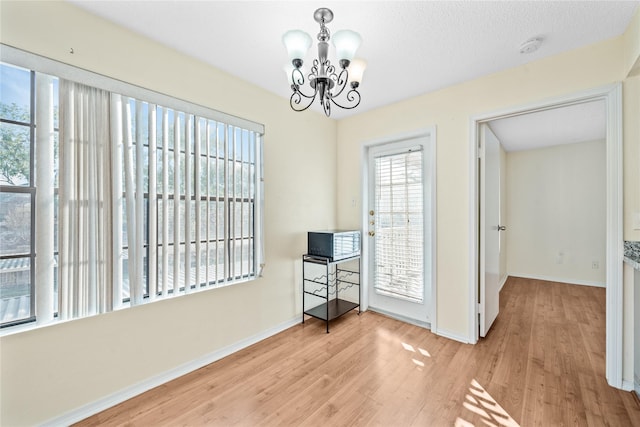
[282,30,312,63]
[332,30,362,64]
[348,59,367,87]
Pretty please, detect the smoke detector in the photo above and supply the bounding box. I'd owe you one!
[519,37,543,54]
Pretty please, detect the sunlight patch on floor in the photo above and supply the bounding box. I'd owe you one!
[401,341,432,371]
[456,379,520,427]
[418,347,431,357]
[402,342,415,352]
[412,358,425,367]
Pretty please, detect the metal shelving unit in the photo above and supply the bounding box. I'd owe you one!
[302,254,360,333]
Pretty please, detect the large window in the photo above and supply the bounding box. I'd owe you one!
[0,50,264,328]
[0,63,56,325]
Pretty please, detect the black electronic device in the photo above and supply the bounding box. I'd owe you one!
[307,230,361,261]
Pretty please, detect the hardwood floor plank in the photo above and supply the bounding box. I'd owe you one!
[75,278,640,426]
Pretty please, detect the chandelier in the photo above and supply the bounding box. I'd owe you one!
[282,8,366,117]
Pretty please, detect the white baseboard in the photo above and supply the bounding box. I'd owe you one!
[42,316,300,427]
[621,379,634,392]
[498,274,508,291]
[508,273,606,288]
[368,307,431,330]
[366,308,469,345]
[434,327,471,344]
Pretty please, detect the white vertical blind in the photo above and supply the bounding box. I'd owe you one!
[1,48,265,328]
[134,100,145,304]
[223,125,230,282]
[148,104,158,300]
[194,118,202,290]
[58,81,113,319]
[34,73,54,324]
[173,113,181,293]
[110,94,123,309]
[184,114,192,293]
[374,149,424,302]
[205,120,212,286]
[161,107,170,296]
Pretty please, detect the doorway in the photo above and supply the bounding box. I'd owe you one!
[361,128,436,329]
[470,84,624,388]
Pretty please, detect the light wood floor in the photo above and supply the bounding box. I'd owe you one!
[77,277,640,426]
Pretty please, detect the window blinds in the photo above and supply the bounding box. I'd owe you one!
[373,149,424,302]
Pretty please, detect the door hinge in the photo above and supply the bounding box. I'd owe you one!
[477,302,482,314]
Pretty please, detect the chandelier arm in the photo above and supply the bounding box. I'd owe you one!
[328,88,362,110]
[291,83,317,100]
[291,67,305,86]
[330,68,350,99]
[289,84,318,111]
[290,89,318,112]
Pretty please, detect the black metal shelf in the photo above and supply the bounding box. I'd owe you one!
[304,298,359,322]
[302,254,360,333]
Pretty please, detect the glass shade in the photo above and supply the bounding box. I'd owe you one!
[332,30,362,62]
[348,59,367,85]
[282,30,312,62]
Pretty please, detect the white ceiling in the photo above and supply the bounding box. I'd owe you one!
[68,0,635,147]
[489,100,607,152]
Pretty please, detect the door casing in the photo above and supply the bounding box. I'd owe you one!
[469,84,624,389]
[360,127,437,332]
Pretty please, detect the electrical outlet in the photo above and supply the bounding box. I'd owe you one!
[592,261,599,269]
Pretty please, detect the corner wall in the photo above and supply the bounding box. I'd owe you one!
[0,2,337,425]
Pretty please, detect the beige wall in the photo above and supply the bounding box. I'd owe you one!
[623,74,640,242]
[623,7,640,77]
[337,37,629,339]
[506,140,607,285]
[1,1,639,425]
[0,2,337,425]
[623,8,640,242]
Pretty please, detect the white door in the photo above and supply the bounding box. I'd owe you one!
[367,136,433,326]
[479,124,501,337]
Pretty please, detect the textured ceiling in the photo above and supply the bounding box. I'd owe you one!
[489,100,606,152]
[68,0,636,148]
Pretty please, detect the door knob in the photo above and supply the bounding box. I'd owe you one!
[498,225,506,231]
[368,231,375,237]
[369,210,375,216]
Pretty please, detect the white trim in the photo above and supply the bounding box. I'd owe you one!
[468,117,481,345]
[368,307,431,330]
[604,84,624,390]
[498,274,508,291]
[621,380,634,392]
[434,327,470,344]
[507,273,606,288]
[41,316,300,427]
[468,83,624,388]
[360,127,437,334]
